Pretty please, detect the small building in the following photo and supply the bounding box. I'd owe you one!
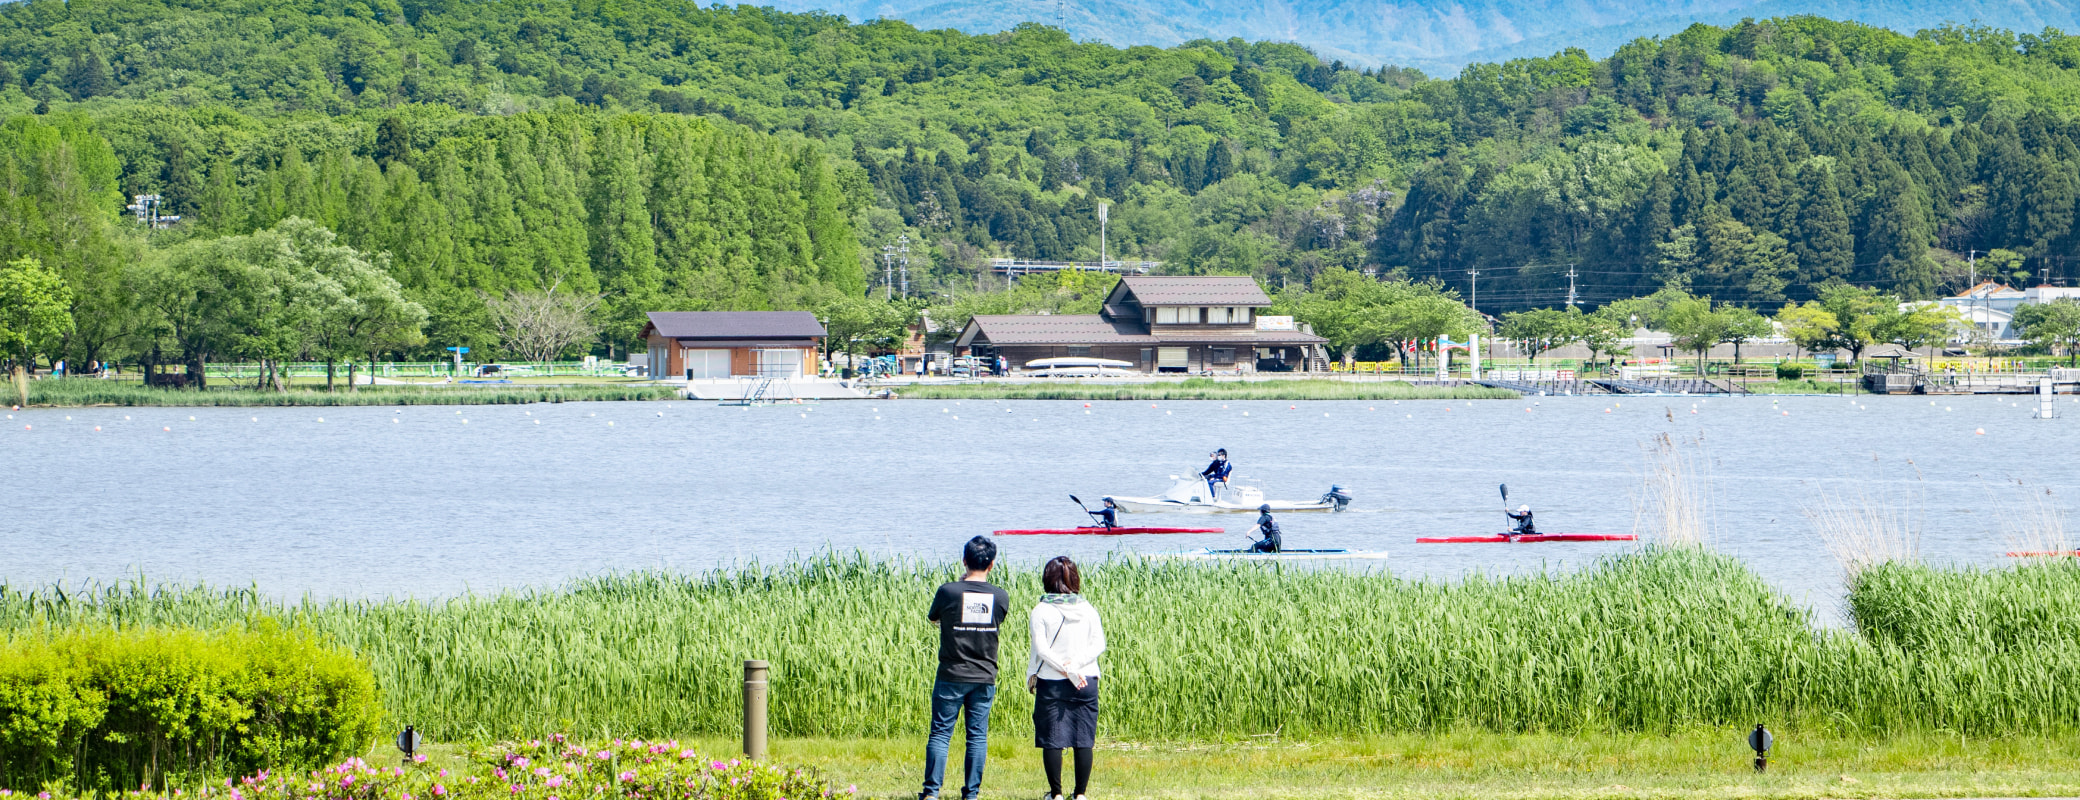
[953,276,1329,373]
[641,311,824,380]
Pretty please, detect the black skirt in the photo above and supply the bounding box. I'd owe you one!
[1032,676,1100,749]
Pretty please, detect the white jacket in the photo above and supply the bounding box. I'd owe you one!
[1027,596,1106,680]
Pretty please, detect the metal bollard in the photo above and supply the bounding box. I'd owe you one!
[743,660,769,760]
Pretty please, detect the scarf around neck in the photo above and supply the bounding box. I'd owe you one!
[1040,592,1083,605]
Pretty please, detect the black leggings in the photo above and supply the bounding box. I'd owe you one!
[1041,746,1092,797]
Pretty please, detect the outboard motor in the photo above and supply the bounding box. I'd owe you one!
[1322,485,1352,511]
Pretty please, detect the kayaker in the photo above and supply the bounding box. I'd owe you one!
[1093,499,1119,530]
[1506,504,1537,537]
[1200,449,1232,498]
[1249,504,1282,553]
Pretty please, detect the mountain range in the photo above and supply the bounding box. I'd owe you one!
[760,0,2080,71]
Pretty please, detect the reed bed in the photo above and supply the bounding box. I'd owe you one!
[9,549,2080,741]
[1634,434,1712,547]
[24,380,677,407]
[896,379,1516,401]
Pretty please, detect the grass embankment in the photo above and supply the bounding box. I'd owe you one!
[8,549,2080,742]
[898,378,1518,401]
[22,379,677,407]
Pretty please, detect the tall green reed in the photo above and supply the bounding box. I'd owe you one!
[3,549,2077,741]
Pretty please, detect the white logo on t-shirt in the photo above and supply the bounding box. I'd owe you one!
[961,592,995,624]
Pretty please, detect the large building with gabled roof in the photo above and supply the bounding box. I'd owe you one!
[954,276,1329,373]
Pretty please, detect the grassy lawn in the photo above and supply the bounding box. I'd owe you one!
[376,731,2080,800]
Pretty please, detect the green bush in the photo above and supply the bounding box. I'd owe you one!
[0,625,382,791]
[1775,361,1812,380]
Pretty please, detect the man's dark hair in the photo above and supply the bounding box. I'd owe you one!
[962,535,997,572]
[1042,556,1081,594]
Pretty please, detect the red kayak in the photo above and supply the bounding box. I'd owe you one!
[1416,533,1638,543]
[994,526,1226,536]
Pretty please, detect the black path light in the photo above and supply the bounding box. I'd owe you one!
[1748,724,1773,772]
[397,725,423,763]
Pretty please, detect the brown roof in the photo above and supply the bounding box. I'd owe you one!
[956,315,1324,347]
[1118,276,1272,306]
[644,311,825,340]
[957,315,1158,347]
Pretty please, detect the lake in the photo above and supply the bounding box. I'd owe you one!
[6,393,2074,616]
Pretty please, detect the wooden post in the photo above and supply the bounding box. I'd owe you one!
[743,660,769,760]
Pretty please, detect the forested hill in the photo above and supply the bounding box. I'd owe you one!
[11,0,2080,359]
[758,0,2080,72]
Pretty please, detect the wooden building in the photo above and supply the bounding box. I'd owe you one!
[954,276,1329,373]
[641,311,824,379]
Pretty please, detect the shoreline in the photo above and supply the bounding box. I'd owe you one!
[20,381,680,407]
[892,379,1520,401]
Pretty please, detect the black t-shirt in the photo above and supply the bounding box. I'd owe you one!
[928,579,1011,684]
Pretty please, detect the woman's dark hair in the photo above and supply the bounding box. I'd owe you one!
[1041,556,1081,594]
[963,535,998,571]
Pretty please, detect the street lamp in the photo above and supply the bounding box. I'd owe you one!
[1747,724,1772,773]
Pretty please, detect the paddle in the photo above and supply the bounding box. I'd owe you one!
[1068,495,1108,528]
[1500,484,1512,536]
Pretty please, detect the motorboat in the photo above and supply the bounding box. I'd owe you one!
[1105,479,1351,514]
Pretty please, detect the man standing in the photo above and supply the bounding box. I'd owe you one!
[921,536,1011,800]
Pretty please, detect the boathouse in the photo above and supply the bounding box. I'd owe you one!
[954,276,1330,373]
[640,311,824,379]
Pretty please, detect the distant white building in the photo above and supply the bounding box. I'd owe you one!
[1933,282,2080,342]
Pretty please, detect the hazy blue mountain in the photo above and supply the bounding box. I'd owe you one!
[768,0,2080,71]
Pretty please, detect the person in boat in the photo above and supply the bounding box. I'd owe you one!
[1093,498,1118,530]
[1200,449,1232,499]
[1506,504,1537,537]
[1249,504,1282,553]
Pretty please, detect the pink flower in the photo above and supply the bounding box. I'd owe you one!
[533,768,550,778]
[551,734,566,744]
[677,751,694,759]
[438,770,449,778]
[594,751,611,761]
[431,785,446,797]
[617,772,636,784]
[340,777,355,788]
[493,770,506,780]
[403,793,414,800]
[545,777,564,789]
[413,755,429,764]
[512,757,530,768]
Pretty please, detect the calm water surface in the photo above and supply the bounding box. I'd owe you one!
[6,394,2075,615]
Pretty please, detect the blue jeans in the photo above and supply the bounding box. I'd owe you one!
[920,680,996,799]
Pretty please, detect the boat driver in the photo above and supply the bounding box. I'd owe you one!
[1506,504,1536,538]
[1250,504,1282,553]
[1201,449,1232,499]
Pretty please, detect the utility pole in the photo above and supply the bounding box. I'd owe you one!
[1967,248,1979,287]
[1098,200,1109,272]
[897,234,911,297]
[1467,268,1479,315]
[884,244,896,299]
[1565,263,1579,310]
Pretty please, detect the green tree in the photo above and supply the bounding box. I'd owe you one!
[1650,290,1729,373]
[2014,299,2080,365]
[1774,284,1893,363]
[0,256,73,406]
[1499,307,1582,363]
[1717,306,1773,363]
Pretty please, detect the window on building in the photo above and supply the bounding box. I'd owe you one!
[1156,307,1181,324]
[1206,307,1230,324]
[1210,348,1235,365]
[1066,345,1091,357]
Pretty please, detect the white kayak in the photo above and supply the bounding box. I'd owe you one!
[1106,479,1350,514]
[1152,548,1389,561]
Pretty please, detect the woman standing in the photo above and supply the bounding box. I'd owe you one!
[1027,556,1105,800]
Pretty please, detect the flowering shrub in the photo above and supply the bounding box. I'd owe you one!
[2,738,854,800]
